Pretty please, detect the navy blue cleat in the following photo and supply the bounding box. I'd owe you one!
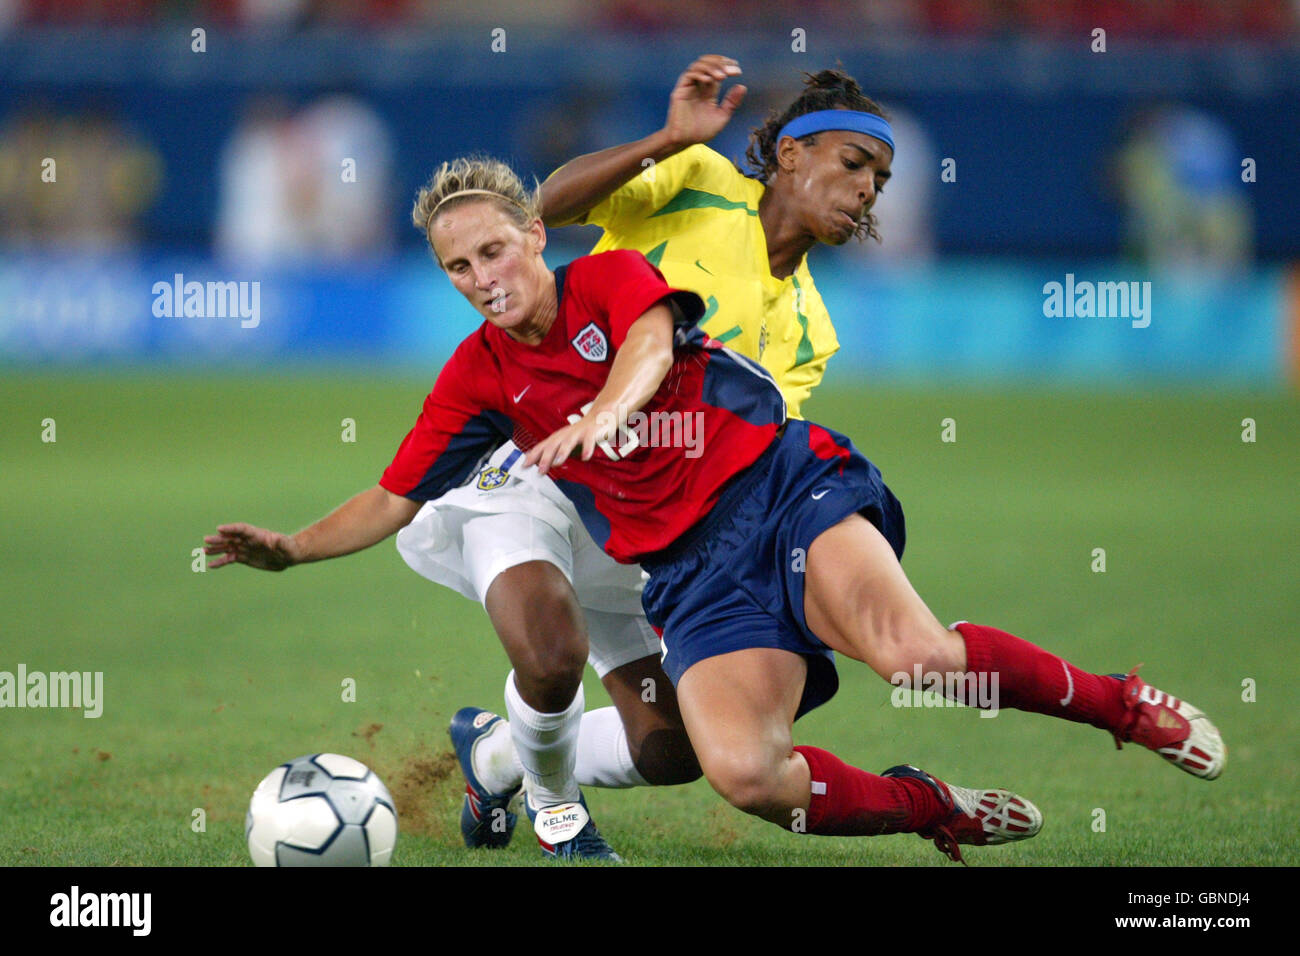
[449,707,520,849]
[525,790,622,862]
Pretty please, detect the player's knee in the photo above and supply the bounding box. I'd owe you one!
[701,752,786,817]
[506,636,586,709]
[630,728,702,786]
[495,589,588,708]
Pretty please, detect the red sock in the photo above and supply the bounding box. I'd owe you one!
[794,746,946,836]
[953,621,1126,730]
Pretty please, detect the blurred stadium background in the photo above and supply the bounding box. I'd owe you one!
[2,0,1297,380]
[2,1,1298,871]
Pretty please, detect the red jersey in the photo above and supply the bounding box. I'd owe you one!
[380,250,786,562]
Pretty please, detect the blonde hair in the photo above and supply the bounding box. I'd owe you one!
[412,155,541,266]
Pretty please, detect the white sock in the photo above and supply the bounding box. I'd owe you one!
[472,704,647,793]
[504,670,583,807]
[468,715,524,795]
[575,706,649,789]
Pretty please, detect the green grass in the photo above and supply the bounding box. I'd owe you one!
[1,370,1296,866]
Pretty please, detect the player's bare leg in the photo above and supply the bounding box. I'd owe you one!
[675,646,1040,860]
[466,658,700,794]
[469,655,700,791]
[802,513,963,678]
[803,514,1225,779]
[452,559,619,859]
[452,591,697,857]
[596,654,701,786]
[676,647,810,824]
[483,561,587,714]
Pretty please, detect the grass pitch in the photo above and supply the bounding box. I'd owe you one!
[1,370,1296,867]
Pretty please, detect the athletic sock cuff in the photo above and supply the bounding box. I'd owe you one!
[505,670,585,742]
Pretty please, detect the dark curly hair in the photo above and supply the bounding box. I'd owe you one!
[744,69,889,242]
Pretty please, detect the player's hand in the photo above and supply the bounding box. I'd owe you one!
[662,55,747,149]
[203,522,299,571]
[523,412,618,476]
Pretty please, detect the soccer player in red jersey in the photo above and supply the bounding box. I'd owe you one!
[371,156,1224,860]
[416,60,902,860]
[406,59,899,860]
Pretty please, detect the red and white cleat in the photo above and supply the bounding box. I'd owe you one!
[1110,667,1226,780]
[882,765,1043,864]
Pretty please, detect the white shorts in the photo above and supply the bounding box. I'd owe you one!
[395,442,659,678]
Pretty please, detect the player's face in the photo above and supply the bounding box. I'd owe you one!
[785,129,892,245]
[432,201,552,338]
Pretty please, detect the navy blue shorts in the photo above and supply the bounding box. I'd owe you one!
[640,419,906,720]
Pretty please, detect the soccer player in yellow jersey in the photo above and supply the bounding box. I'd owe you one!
[392,56,895,858]
[546,57,889,419]
[207,59,1223,862]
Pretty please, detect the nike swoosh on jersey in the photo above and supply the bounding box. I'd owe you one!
[694,259,713,275]
[811,489,830,500]
[513,386,531,403]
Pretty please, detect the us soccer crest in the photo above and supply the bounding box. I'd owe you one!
[476,466,508,490]
[571,322,608,362]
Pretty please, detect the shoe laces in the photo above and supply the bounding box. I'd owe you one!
[562,822,617,859]
[1111,664,1145,751]
[927,825,968,866]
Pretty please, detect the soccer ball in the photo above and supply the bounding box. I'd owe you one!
[246,753,397,866]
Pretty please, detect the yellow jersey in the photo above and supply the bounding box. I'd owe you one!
[557,144,838,419]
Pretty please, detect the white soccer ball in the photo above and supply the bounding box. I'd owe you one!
[246,753,397,866]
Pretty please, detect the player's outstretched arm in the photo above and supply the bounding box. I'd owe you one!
[524,303,675,475]
[204,485,422,571]
[540,55,746,226]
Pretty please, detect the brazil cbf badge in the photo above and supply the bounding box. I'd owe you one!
[476,466,508,491]
[571,322,608,362]
[533,801,589,845]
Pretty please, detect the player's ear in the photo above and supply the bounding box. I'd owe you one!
[775,133,809,175]
[528,217,547,255]
[776,134,799,174]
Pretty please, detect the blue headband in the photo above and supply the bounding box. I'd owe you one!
[776,109,895,155]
